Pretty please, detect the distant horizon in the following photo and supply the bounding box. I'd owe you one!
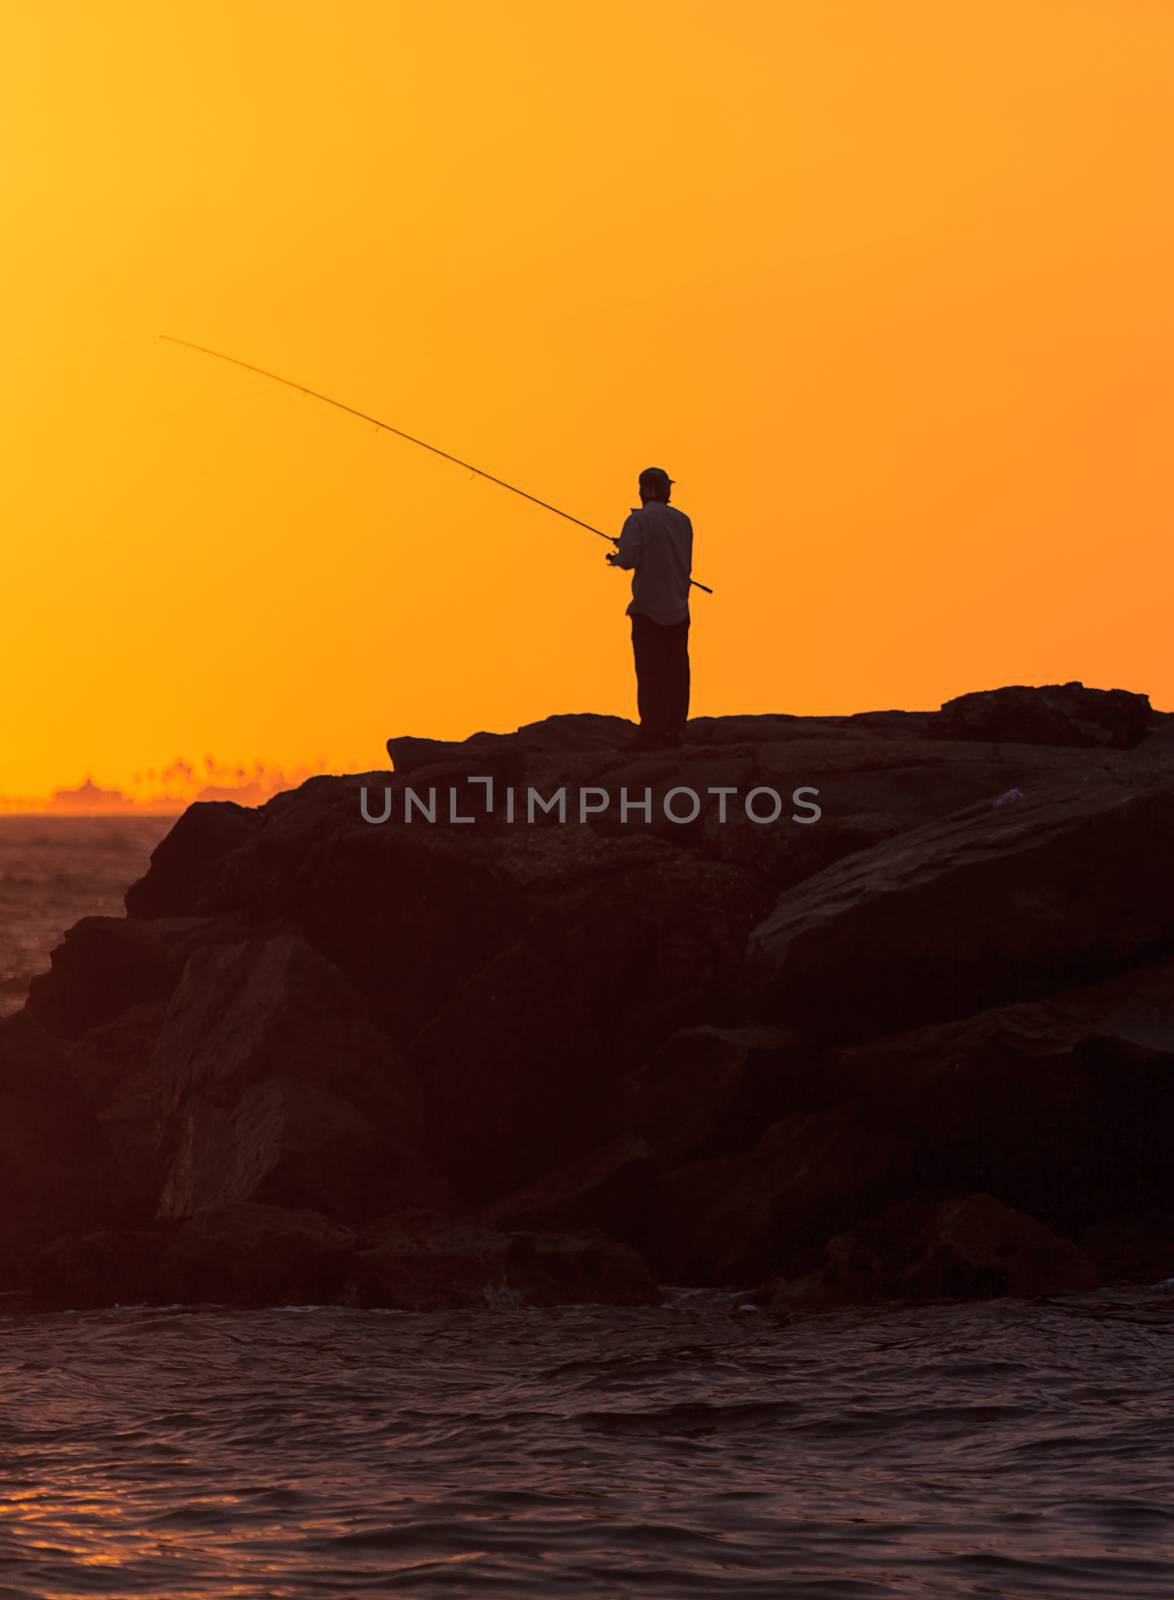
[0,754,342,815]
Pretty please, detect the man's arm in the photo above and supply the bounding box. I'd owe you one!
[607,510,643,570]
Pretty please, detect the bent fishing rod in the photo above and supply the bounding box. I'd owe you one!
[159,336,714,595]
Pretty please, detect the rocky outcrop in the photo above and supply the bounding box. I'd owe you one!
[153,933,447,1221]
[750,775,1174,1037]
[769,1193,1098,1307]
[123,800,261,917]
[932,681,1153,749]
[25,914,241,1040]
[5,682,1174,1310]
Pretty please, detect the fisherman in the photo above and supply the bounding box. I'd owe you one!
[607,467,694,749]
[162,349,713,761]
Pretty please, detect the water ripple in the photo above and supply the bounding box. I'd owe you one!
[2,1291,1174,1596]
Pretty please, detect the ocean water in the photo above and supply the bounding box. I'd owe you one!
[0,815,175,1017]
[2,819,1174,1599]
[3,1295,1174,1598]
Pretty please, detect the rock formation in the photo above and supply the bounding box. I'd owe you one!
[4,680,1174,1311]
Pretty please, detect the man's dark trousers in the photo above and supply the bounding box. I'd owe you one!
[630,611,690,745]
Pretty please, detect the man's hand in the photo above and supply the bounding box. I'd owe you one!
[606,551,620,566]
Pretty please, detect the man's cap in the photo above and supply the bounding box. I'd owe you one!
[639,466,674,494]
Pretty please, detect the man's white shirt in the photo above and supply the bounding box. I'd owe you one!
[612,501,693,625]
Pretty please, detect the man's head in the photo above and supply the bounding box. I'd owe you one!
[639,466,673,505]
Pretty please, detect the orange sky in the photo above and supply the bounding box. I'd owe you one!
[3,0,1172,796]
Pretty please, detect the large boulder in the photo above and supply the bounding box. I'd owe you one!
[901,1193,1097,1299]
[125,800,260,918]
[155,934,449,1221]
[750,773,1174,1038]
[932,682,1152,749]
[829,958,1174,1231]
[601,732,1124,896]
[207,781,527,1043]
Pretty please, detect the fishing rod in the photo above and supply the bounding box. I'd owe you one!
[160,335,714,595]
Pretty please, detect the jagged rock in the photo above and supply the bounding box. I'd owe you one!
[155,934,450,1221]
[900,1193,1097,1299]
[207,788,525,1042]
[347,1212,658,1309]
[159,1075,451,1222]
[932,682,1152,749]
[125,799,260,917]
[25,914,239,1040]
[750,774,1174,1038]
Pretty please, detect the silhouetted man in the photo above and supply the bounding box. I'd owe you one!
[607,467,693,749]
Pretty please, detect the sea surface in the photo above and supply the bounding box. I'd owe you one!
[0,815,175,1018]
[2,819,1174,1599]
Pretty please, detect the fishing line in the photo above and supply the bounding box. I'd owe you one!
[160,335,713,594]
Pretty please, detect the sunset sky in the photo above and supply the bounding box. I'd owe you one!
[3,0,1172,797]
